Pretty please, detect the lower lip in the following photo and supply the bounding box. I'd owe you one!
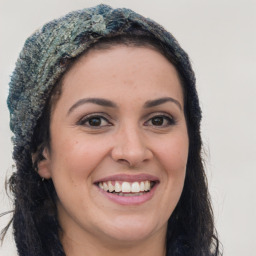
[96,184,158,205]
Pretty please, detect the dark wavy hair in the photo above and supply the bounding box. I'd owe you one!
[2,31,221,256]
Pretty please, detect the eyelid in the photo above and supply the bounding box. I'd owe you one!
[143,111,174,121]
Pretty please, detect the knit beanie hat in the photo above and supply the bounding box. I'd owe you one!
[7,4,201,167]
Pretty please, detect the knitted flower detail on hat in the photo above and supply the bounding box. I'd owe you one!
[91,14,106,32]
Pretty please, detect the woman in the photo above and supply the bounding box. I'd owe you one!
[4,4,220,256]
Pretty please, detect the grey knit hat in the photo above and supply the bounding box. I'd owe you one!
[7,4,200,164]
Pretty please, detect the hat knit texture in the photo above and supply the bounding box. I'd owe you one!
[7,4,200,165]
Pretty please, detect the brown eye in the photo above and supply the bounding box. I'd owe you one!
[79,115,111,128]
[151,117,164,126]
[88,117,102,126]
[145,115,175,127]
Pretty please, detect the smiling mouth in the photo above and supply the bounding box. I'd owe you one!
[96,180,157,196]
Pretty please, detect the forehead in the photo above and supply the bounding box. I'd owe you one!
[58,45,184,108]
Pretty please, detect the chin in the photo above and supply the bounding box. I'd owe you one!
[100,214,167,243]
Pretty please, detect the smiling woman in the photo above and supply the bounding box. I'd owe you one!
[39,46,188,252]
[2,4,221,256]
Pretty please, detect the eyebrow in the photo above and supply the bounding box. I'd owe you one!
[144,97,182,110]
[67,98,117,115]
[67,96,182,115]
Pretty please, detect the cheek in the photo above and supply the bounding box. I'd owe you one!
[49,131,111,181]
[48,133,111,215]
[149,132,188,221]
[156,133,189,175]
[154,131,188,201]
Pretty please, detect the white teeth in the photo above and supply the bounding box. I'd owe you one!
[108,181,115,192]
[122,182,131,192]
[145,181,150,191]
[99,182,104,190]
[140,181,145,191]
[115,181,122,192]
[131,182,140,193]
[103,182,108,191]
[98,180,154,193]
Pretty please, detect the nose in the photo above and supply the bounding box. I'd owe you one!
[111,125,153,167]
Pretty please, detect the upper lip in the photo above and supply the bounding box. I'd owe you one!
[94,174,159,183]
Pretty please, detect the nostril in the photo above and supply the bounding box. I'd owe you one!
[117,158,131,165]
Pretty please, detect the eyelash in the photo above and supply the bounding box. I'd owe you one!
[77,113,176,129]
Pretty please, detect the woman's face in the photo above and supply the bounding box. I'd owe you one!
[40,45,189,245]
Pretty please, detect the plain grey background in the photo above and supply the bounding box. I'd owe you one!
[0,0,255,255]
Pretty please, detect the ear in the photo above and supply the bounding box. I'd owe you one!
[36,148,52,180]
